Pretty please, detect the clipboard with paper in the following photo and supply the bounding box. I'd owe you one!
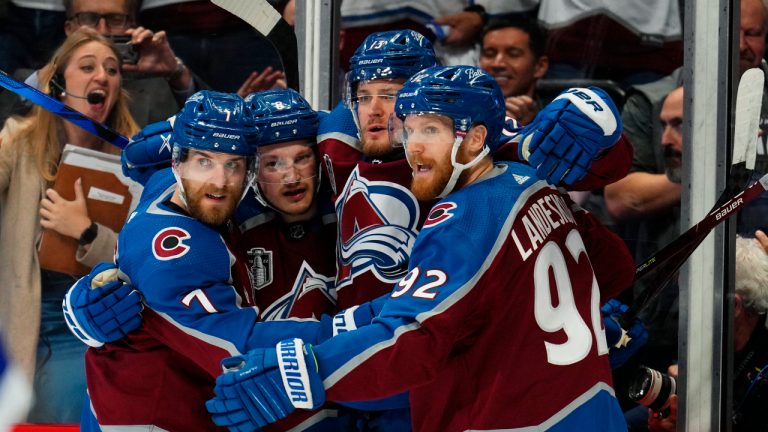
[38,144,142,275]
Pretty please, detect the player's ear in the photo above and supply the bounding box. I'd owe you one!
[465,124,488,156]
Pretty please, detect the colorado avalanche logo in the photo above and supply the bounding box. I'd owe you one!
[335,167,419,290]
[152,227,191,260]
[261,261,336,321]
[423,202,457,228]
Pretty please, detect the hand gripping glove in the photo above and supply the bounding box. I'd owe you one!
[518,87,622,185]
[62,262,143,348]
[122,117,175,185]
[207,338,326,431]
[601,299,649,369]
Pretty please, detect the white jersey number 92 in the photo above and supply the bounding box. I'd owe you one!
[534,229,609,366]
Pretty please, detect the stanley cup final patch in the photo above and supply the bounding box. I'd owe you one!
[247,247,273,290]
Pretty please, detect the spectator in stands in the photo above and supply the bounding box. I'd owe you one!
[0,27,139,423]
[647,235,768,431]
[605,85,684,376]
[62,0,200,126]
[736,0,768,235]
[138,0,288,94]
[479,14,549,124]
[0,0,65,75]
[339,1,536,70]
[537,0,683,88]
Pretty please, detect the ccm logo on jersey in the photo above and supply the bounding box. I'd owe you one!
[152,227,191,260]
[423,202,457,228]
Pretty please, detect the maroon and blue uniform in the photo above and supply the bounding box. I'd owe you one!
[318,103,632,311]
[235,192,338,321]
[313,161,635,431]
[86,171,332,431]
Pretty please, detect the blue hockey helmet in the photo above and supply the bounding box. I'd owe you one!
[348,29,438,85]
[244,89,319,146]
[394,65,505,198]
[172,90,261,157]
[395,65,506,153]
[243,89,322,211]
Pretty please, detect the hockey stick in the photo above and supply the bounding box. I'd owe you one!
[0,69,129,149]
[211,0,300,91]
[633,67,764,283]
[617,68,765,329]
[618,173,768,329]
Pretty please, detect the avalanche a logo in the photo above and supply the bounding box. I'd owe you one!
[260,261,335,320]
[335,167,419,290]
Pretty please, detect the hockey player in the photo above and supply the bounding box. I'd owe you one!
[78,90,340,431]
[235,89,338,321]
[206,65,634,432]
[319,29,632,311]
[66,31,635,348]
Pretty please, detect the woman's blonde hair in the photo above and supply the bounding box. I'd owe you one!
[17,26,139,181]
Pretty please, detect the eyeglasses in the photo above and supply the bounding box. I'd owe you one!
[69,12,131,29]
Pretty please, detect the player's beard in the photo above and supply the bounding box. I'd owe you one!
[411,152,456,201]
[361,133,395,159]
[182,178,243,226]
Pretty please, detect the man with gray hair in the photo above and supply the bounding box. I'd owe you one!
[648,235,768,431]
[730,235,768,430]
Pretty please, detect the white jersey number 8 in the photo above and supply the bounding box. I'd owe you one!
[534,229,608,366]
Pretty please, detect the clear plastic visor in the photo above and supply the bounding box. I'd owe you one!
[254,143,318,186]
[388,112,458,150]
[173,148,252,189]
[343,73,403,110]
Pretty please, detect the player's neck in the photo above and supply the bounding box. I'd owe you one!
[170,188,189,213]
[459,157,494,189]
[280,200,318,224]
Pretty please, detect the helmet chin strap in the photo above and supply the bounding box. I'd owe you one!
[172,164,189,208]
[436,135,490,199]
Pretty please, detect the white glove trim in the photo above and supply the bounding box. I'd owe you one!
[332,305,359,337]
[554,88,618,136]
[62,281,105,348]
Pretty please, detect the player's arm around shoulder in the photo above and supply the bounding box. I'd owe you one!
[119,214,255,325]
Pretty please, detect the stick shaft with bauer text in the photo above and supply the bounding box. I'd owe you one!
[619,173,768,327]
